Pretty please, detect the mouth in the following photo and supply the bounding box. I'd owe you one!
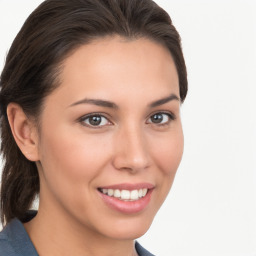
[97,183,154,214]
[98,188,149,201]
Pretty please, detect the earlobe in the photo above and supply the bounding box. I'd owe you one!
[7,103,39,162]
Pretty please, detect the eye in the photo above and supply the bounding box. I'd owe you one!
[80,114,111,127]
[147,112,175,125]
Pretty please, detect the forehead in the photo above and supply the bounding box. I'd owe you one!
[62,36,177,76]
[48,36,179,106]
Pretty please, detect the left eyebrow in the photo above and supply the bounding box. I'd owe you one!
[148,93,180,108]
[69,98,118,109]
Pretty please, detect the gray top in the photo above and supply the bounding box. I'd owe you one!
[0,217,38,256]
[0,213,154,256]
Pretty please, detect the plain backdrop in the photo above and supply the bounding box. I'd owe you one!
[0,0,256,255]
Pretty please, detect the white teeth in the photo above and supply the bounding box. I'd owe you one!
[114,189,121,198]
[100,188,149,201]
[130,190,139,200]
[121,190,130,200]
[138,189,143,198]
[107,189,114,196]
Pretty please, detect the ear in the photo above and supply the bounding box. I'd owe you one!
[7,103,39,162]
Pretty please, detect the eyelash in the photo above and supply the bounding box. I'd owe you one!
[147,112,176,127]
[78,112,112,128]
[78,111,176,128]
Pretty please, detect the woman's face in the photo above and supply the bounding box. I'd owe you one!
[35,36,183,240]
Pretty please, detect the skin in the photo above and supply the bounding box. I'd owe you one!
[8,36,183,256]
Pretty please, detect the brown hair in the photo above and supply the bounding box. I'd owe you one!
[0,0,187,225]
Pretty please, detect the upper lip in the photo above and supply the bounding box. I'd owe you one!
[99,183,154,190]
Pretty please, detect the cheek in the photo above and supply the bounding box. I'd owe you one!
[151,128,184,177]
[150,128,184,210]
[38,127,111,189]
[37,128,114,217]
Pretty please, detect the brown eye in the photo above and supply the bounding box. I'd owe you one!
[81,115,110,127]
[151,114,164,123]
[147,112,174,125]
[88,116,102,126]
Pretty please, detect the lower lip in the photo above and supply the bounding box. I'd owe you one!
[99,189,153,214]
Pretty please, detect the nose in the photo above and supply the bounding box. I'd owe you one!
[112,125,150,173]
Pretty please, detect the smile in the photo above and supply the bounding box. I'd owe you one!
[98,183,154,214]
[99,188,148,201]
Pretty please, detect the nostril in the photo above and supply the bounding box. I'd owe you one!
[112,130,150,171]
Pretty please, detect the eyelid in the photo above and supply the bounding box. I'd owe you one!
[78,112,113,128]
[146,111,176,125]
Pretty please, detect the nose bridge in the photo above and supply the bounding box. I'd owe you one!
[113,122,150,171]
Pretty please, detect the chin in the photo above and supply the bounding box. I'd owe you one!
[98,214,155,241]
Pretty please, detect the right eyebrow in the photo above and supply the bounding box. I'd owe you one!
[148,93,180,108]
[69,98,119,109]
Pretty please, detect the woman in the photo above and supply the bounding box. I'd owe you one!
[0,0,187,255]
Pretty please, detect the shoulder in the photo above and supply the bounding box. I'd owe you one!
[0,226,16,256]
[135,241,155,256]
[0,219,22,256]
[0,217,38,256]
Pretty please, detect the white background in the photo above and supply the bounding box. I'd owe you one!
[0,0,256,255]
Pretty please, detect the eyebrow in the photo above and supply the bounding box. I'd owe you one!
[69,93,180,109]
[69,98,118,109]
[149,93,180,108]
